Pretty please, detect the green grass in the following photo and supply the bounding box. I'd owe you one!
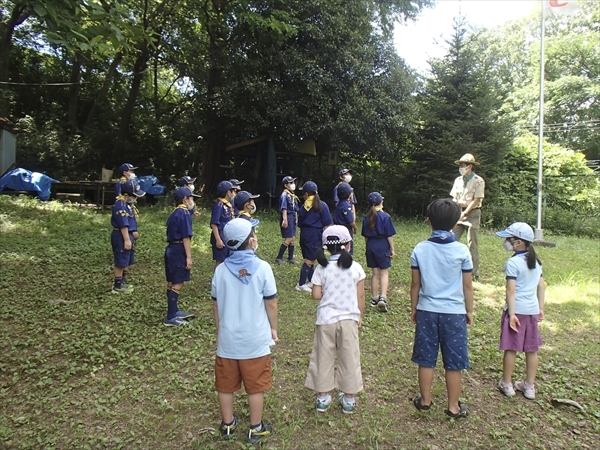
[1,195,599,449]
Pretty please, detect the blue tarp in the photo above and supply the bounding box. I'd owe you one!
[0,168,58,201]
[136,175,166,196]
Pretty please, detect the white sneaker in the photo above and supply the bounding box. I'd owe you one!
[306,282,314,288]
[498,379,515,397]
[515,380,536,399]
[295,284,312,292]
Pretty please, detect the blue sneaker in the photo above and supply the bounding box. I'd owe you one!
[175,310,195,320]
[338,392,355,414]
[316,395,332,413]
[163,317,188,327]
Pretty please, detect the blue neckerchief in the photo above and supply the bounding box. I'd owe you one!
[224,250,261,285]
[427,230,456,244]
[328,254,341,262]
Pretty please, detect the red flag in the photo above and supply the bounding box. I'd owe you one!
[546,0,580,16]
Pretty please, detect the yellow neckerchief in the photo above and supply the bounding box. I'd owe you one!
[119,176,127,182]
[239,211,252,219]
[175,204,189,213]
[284,188,299,206]
[304,195,315,211]
[116,194,139,219]
[218,197,234,216]
[374,205,383,212]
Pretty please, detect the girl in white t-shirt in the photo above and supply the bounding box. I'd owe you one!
[304,225,366,414]
[496,222,545,400]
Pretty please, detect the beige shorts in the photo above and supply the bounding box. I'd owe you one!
[305,320,363,394]
[215,355,272,395]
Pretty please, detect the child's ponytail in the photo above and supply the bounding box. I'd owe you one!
[525,242,542,270]
[316,247,329,267]
[337,247,353,269]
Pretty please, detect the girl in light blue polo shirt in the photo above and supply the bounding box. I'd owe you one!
[496,223,545,400]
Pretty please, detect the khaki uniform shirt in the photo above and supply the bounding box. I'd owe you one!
[450,173,485,209]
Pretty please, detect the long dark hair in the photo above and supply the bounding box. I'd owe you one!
[316,243,353,269]
[366,206,376,232]
[523,241,542,270]
[305,191,323,213]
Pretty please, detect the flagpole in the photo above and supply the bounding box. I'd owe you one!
[535,1,546,241]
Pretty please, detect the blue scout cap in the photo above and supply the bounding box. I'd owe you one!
[229,179,244,189]
[178,175,196,186]
[119,163,137,173]
[337,182,352,198]
[121,179,146,197]
[282,176,297,185]
[216,180,234,196]
[367,192,383,205]
[234,190,260,210]
[339,168,353,177]
[173,186,200,202]
[223,217,260,250]
[496,222,534,243]
[300,181,318,194]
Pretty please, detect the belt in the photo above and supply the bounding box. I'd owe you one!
[168,240,183,244]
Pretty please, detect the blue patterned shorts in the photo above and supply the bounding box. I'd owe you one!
[411,310,469,371]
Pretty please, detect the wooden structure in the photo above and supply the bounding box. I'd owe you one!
[0,118,18,176]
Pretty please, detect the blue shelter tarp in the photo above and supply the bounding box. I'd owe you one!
[0,168,58,201]
[136,175,166,196]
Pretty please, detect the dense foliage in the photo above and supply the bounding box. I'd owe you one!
[1,0,598,235]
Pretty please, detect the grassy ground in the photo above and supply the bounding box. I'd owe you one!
[0,195,598,449]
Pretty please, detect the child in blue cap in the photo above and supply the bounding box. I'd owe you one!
[210,180,236,267]
[333,182,358,254]
[229,179,244,216]
[275,176,299,264]
[296,181,333,292]
[178,175,201,217]
[234,190,260,221]
[110,179,145,293]
[163,186,200,327]
[361,192,396,312]
[114,163,137,197]
[495,222,545,400]
[212,218,278,443]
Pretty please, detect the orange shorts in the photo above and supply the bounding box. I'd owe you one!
[215,355,272,395]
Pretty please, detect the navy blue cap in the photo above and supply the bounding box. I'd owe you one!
[367,192,383,205]
[300,181,318,194]
[282,176,297,185]
[216,180,234,196]
[121,179,146,197]
[337,182,352,198]
[234,190,260,210]
[173,186,200,201]
[119,163,137,173]
[178,175,196,186]
[339,168,353,177]
[229,179,244,188]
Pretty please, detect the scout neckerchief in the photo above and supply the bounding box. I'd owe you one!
[460,172,476,198]
[239,211,252,219]
[373,205,383,212]
[303,195,315,211]
[175,204,189,212]
[218,197,235,217]
[116,194,139,220]
[428,230,456,244]
[284,188,299,208]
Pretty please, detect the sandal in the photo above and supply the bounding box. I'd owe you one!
[444,402,469,419]
[412,395,432,411]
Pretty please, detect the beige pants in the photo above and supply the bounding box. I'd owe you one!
[453,208,481,277]
[305,320,363,394]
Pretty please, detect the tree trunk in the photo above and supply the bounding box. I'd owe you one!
[83,53,122,131]
[0,5,31,118]
[112,42,150,159]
